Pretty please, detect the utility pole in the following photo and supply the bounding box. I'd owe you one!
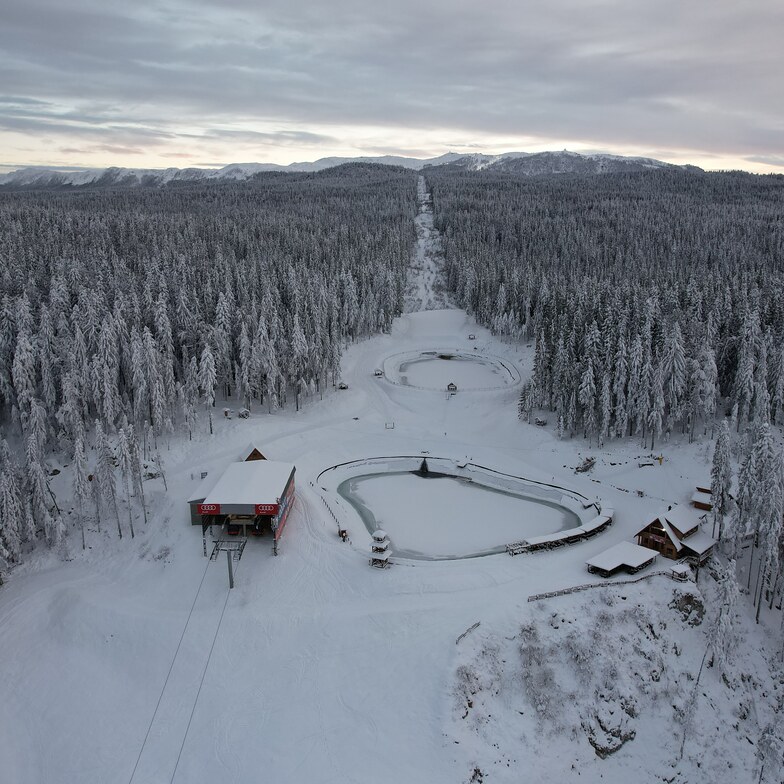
[226,549,234,589]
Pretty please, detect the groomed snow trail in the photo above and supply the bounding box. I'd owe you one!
[404,176,450,313]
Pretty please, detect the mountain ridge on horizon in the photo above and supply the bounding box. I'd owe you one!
[0,149,698,188]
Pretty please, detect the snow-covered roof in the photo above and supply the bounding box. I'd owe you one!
[203,461,295,506]
[187,472,221,504]
[373,529,388,541]
[581,513,613,533]
[659,518,683,552]
[690,489,712,504]
[370,550,392,561]
[681,529,716,557]
[586,541,657,572]
[239,443,267,461]
[663,504,704,534]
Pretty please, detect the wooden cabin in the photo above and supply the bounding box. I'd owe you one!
[636,504,715,563]
[690,484,713,512]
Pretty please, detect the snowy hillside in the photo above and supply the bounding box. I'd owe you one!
[451,571,778,783]
[443,150,677,175]
[0,150,684,188]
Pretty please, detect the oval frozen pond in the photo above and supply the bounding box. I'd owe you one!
[338,470,581,560]
[383,350,519,390]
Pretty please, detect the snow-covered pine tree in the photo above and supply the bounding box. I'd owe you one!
[754,445,783,620]
[578,359,596,443]
[11,323,37,428]
[290,313,309,412]
[612,333,629,438]
[117,426,136,539]
[706,559,739,674]
[199,344,217,435]
[94,421,121,538]
[647,362,665,451]
[711,420,733,541]
[599,370,612,446]
[0,465,23,562]
[126,424,148,527]
[662,322,687,429]
[72,435,90,550]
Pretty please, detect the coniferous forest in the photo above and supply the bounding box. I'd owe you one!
[1,163,784,589]
[425,167,784,615]
[426,168,784,444]
[0,164,417,557]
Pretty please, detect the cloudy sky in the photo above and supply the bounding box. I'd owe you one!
[1,0,782,173]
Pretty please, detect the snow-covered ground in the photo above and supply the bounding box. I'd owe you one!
[403,176,450,313]
[1,181,780,784]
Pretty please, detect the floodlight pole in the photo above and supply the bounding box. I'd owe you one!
[226,549,234,589]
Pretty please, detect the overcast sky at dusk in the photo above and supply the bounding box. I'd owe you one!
[1,0,782,173]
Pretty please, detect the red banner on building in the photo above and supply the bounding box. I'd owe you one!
[198,503,222,515]
[255,503,279,515]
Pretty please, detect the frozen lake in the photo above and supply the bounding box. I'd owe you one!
[338,471,580,559]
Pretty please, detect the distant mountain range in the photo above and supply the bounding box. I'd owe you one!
[0,150,690,189]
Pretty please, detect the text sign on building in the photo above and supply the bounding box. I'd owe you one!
[198,503,222,515]
[255,503,279,515]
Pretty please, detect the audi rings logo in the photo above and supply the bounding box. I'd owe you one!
[198,503,221,514]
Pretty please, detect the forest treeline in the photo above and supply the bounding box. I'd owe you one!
[426,168,784,446]
[427,166,784,622]
[0,164,418,559]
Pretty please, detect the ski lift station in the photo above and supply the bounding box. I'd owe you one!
[188,446,295,554]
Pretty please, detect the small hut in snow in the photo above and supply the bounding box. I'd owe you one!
[370,529,391,568]
[690,483,713,512]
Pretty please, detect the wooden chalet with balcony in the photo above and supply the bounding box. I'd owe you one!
[636,504,715,564]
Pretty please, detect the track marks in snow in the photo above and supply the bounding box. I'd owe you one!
[404,176,450,313]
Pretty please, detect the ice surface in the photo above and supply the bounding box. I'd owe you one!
[340,471,578,558]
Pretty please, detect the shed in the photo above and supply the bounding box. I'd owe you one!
[690,488,713,511]
[447,382,458,393]
[586,541,658,578]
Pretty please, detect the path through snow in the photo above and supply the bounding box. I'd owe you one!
[404,176,450,313]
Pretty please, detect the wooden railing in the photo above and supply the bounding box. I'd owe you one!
[527,568,688,602]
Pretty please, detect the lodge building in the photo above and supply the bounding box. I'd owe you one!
[635,504,715,564]
[188,445,295,555]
